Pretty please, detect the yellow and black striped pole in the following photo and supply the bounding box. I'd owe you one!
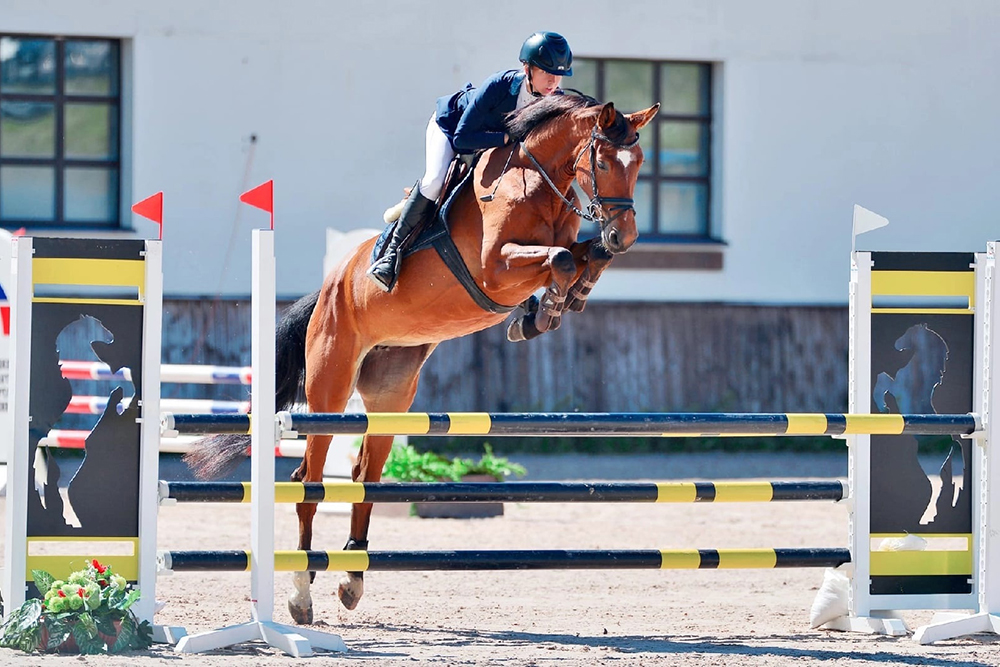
[159,480,847,504]
[160,547,851,573]
[164,411,978,437]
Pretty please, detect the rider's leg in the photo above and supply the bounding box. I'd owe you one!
[419,117,454,201]
[367,118,453,292]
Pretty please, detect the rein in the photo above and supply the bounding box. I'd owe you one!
[518,127,640,230]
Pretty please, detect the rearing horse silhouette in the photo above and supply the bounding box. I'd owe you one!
[873,322,965,528]
[185,95,659,624]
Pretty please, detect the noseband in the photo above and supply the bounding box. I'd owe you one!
[518,128,640,230]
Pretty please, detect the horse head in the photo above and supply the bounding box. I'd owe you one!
[505,96,660,254]
[575,101,660,253]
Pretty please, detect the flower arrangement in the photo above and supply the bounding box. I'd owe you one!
[0,559,153,654]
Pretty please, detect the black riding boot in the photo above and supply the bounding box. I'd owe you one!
[367,182,436,292]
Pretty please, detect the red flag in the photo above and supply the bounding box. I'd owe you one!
[131,192,164,239]
[240,180,273,229]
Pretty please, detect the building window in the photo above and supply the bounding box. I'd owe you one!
[570,58,713,242]
[0,35,121,229]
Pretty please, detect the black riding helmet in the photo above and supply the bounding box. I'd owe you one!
[519,32,573,76]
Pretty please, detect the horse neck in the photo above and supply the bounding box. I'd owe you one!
[521,119,592,192]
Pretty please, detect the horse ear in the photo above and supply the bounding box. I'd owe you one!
[597,102,617,130]
[626,103,660,131]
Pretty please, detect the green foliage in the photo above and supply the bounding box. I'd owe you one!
[452,444,526,479]
[383,443,526,482]
[0,560,153,654]
[382,444,461,482]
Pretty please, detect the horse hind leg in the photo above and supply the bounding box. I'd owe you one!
[288,430,339,624]
[290,428,351,623]
[287,328,363,625]
[337,343,436,611]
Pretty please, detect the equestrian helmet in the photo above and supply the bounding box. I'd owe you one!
[519,32,573,76]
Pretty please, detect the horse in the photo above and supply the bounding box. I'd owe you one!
[184,94,660,624]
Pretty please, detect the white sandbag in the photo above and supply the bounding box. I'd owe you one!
[810,567,850,628]
[877,534,927,552]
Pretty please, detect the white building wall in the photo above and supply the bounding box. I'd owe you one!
[4,0,999,304]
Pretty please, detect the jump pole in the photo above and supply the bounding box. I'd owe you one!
[160,547,853,572]
[164,411,978,437]
[158,479,849,504]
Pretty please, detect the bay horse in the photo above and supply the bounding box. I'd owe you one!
[184,94,659,624]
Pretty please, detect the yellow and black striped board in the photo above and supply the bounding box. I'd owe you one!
[868,252,975,598]
[869,251,976,314]
[168,411,978,437]
[160,480,847,504]
[161,548,852,573]
[31,238,148,306]
[24,239,148,593]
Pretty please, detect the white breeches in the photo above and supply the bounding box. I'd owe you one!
[420,116,455,200]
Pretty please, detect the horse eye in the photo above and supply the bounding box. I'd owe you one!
[597,161,609,171]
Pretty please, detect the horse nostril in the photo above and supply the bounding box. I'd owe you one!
[607,230,620,250]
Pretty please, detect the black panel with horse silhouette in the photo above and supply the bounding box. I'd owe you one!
[27,301,144,539]
[869,310,973,596]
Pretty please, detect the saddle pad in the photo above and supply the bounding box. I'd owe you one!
[371,153,481,264]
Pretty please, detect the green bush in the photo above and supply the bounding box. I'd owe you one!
[383,443,526,482]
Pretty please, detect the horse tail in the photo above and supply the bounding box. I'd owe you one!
[275,289,320,412]
[183,289,321,480]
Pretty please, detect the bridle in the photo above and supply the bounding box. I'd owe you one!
[519,127,640,230]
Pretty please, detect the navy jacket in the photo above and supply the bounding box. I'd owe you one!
[435,69,525,154]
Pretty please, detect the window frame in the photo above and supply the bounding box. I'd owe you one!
[0,33,122,230]
[571,56,716,244]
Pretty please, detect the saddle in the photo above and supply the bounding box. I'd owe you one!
[372,153,516,314]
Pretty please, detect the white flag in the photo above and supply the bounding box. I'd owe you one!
[853,205,889,238]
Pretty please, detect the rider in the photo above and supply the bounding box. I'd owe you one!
[366,31,574,292]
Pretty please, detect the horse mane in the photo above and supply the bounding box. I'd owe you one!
[505,92,635,146]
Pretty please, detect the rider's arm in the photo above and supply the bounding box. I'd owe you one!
[452,73,513,153]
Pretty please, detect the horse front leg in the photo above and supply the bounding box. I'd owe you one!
[565,240,614,313]
[496,246,576,343]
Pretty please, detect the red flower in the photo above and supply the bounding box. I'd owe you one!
[92,559,107,574]
[57,590,66,598]
[77,587,85,598]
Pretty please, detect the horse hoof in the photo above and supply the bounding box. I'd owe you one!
[338,575,364,610]
[506,318,526,343]
[288,571,314,624]
[288,600,314,625]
